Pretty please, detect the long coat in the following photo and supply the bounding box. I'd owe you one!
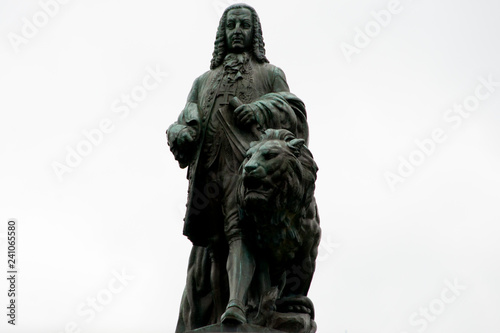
[167,54,309,246]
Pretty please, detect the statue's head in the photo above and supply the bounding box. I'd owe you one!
[210,4,269,69]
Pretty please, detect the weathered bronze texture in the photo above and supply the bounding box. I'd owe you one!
[167,4,320,333]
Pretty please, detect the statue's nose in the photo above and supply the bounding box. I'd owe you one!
[244,163,258,174]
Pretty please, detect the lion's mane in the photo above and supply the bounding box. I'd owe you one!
[238,129,319,263]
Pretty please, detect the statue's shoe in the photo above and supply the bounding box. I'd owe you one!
[221,299,247,325]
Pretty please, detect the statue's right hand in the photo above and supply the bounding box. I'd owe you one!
[170,128,197,168]
[167,124,198,168]
[177,129,195,146]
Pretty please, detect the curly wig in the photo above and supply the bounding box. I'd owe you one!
[210,3,269,69]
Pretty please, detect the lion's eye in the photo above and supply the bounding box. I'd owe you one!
[245,153,253,159]
[263,152,279,160]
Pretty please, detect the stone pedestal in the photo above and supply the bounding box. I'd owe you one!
[187,323,285,332]
[187,313,316,333]
[268,313,316,333]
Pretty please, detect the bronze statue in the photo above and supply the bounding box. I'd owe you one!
[167,4,320,332]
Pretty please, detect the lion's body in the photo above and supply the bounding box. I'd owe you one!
[239,129,321,317]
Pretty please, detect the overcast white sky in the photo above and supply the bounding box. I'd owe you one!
[1,0,500,332]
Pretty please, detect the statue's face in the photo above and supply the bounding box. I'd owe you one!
[225,8,253,53]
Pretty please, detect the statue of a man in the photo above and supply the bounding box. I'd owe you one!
[167,3,310,330]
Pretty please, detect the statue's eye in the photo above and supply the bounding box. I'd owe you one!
[242,22,251,29]
[227,22,235,29]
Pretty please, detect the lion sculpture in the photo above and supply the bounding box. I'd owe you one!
[175,129,321,333]
[238,129,321,330]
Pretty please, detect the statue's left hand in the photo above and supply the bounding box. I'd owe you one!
[234,104,258,128]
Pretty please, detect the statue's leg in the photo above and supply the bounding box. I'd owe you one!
[220,172,255,324]
[222,237,255,324]
[208,245,225,322]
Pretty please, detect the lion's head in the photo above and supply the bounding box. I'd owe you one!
[238,129,319,260]
[239,129,317,212]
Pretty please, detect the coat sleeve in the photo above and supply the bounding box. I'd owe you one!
[245,66,309,143]
[271,66,291,93]
[166,76,203,168]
